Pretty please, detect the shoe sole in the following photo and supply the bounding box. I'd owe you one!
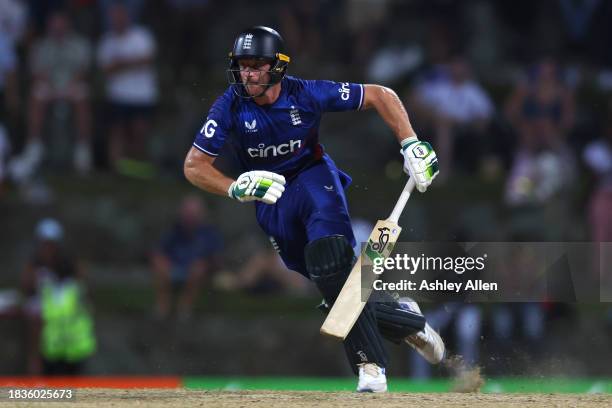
[405,324,445,364]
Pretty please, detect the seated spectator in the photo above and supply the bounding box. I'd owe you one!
[0,0,27,46]
[583,109,612,297]
[412,56,494,179]
[584,110,612,242]
[11,11,93,180]
[150,195,223,320]
[97,3,158,170]
[21,218,96,375]
[505,58,575,152]
[229,247,310,295]
[503,59,576,207]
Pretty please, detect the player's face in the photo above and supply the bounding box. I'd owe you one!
[238,59,272,96]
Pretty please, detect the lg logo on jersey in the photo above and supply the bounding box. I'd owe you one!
[338,82,350,101]
[200,119,217,138]
[247,140,302,158]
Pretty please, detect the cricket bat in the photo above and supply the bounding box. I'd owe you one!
[320,177,416,340]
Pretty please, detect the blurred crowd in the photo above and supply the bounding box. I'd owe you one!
[1,0,611,376]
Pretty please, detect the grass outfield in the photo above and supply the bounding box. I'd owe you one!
[184,377,612,393]
[1,389,610,408]
[1,377,611,393]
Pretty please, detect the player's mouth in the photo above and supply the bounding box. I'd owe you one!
[245,82,264,94]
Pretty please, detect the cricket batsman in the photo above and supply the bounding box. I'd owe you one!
[184,26,444,392]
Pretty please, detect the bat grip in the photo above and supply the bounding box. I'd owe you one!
[388,177,416,223]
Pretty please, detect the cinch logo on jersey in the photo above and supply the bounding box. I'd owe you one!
[247,140,302,158]
[245,119,258,133]
[243,33,253,49]
[338,82,350,101]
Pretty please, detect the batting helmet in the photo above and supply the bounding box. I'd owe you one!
[227,26,291,97]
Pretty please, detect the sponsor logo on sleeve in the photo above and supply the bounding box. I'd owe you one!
[338,82,350,101]
[200,119,218,138]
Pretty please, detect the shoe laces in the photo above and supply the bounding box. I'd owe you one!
[360,363,381,377]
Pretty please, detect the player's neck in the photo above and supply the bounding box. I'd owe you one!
[253,83,282,106]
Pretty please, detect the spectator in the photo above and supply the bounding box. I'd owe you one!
[229,247,310,295]
[504,59,576,207]
[584,110,612,242]
[278,2,325,69]
[11,11,93,181]
[412,56,494,179]
[150,195,222,320]
[164,0,211,81]
[583,109,612,296]
[0,31,18,193]
[21,218,96,375]
[0,0,27,46]
[99,0,146,30]
[97,2,158,170]
[505,58,575,152]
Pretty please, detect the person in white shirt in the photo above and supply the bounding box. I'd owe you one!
[414,56,494,180]
[97,3,158,169]
[11,12,93,180]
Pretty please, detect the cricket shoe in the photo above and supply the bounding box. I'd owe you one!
[399,298,445,364]
[356,363,387,393]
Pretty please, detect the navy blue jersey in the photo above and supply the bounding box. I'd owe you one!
[192,76,364,177]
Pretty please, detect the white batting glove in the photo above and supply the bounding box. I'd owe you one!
[228,170,286,204]
[401,136,439,193]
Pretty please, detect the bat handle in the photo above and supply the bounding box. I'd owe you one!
[388,177,416,223]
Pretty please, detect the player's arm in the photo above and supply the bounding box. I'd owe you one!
[184,147,286,204]
[362,84,439,192]
[362,84,417,143]
[184,147,234,196]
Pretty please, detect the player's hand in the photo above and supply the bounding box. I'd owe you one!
[228,170,286,204]
[400,136,439,193]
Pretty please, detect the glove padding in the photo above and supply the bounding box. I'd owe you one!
[228,170,286,204]
[401,136,439,193]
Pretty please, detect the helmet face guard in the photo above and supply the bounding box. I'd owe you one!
[226,26,290,99]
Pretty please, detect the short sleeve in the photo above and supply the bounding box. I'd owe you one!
[304,79,364,112]
[132,27,156,58]
[192,90,234,157]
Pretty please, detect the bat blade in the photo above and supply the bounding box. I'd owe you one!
[320,219,402,340]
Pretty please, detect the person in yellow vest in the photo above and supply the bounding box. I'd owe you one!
[21,218,96,375]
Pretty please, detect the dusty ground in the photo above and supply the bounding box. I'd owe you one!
[2,389,611,408]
